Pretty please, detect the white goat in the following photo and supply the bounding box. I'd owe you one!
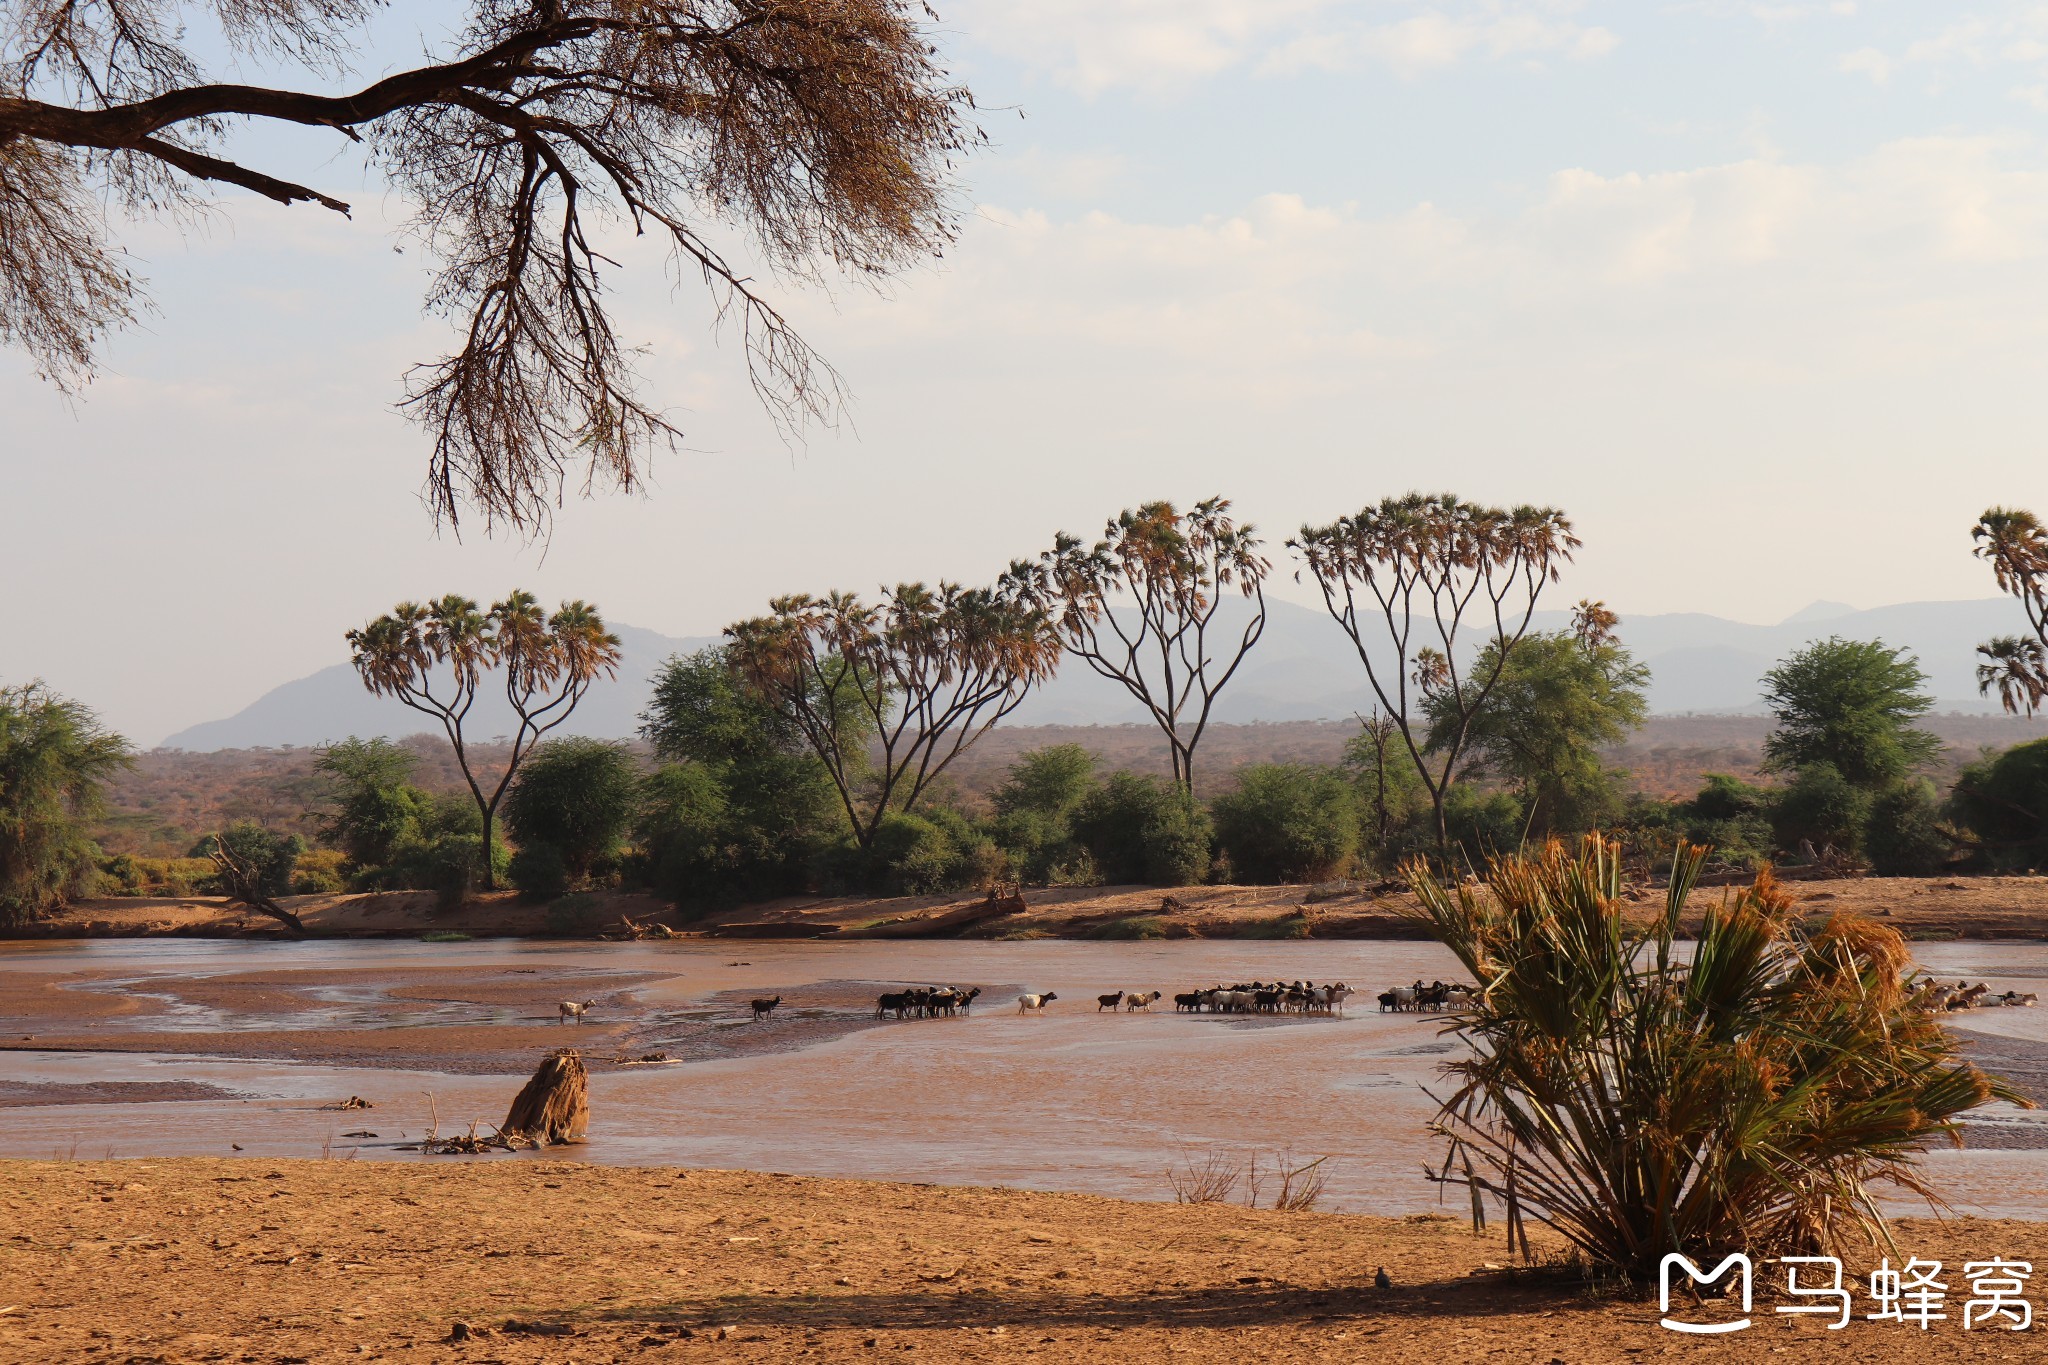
[558,999,596,1025]
[1123,990,1163,1012]
[1017,991,1058,1014]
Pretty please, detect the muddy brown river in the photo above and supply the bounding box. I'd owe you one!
[5,938,2048,1218]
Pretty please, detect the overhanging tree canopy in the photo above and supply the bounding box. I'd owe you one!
[1,0,977,530]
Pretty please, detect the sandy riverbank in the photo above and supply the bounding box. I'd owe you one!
[13,873,2048,944]
[0,1159,2042,1363]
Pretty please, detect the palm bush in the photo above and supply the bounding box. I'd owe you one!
[1407,835,2021,1281]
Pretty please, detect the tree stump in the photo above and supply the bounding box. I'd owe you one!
[501,1050,588,1147]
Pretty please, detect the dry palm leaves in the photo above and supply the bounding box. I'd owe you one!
[1408,835,2026,1281]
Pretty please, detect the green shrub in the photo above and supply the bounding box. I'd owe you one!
[190,823,303,899]
[1071,773,1210,885]
[98,854,216,898]
[633,761,729,904]
[1950,739,2048,868]
[509,843,572,899]
[634,645,846,905]
[1865,780,1951,877]
[994,745,1098,819]
[315,738,431,870]
[1624,775,1776,868]
[1211,763,1359,883]
[503,738,638,884]
[1687,773,1771,822]
[0,682,132,926]
[378,800,508,904]
[867,812,968,895]
[290,848,350,895]
[984,746,1099,884]
[1441,784,1525,866]
[1771,763,1870,857]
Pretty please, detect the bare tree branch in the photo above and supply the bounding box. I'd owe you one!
[2,0,978,530]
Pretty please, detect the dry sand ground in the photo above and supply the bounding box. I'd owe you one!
[1,1160,2043,1364]
[16,874,2048,944]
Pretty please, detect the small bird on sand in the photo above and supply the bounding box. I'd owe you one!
[1374,1267,1391,1289]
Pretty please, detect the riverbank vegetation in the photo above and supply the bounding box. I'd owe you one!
[1411,836,2020,1279]
[18,497,2048,921]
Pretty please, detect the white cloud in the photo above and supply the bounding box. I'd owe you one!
[952,0,1620,93]
[1263,11,1618,77]
[791,135,2048,398]
[1001,148,1134,199]
[1669,1,1857,23]
[1835,9,2048,88]
[948,0,1328,94]
[1838,46,1892,84]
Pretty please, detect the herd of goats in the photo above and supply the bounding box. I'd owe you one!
[1915,979,2039,1011]
[836,975,2040,1022]
[866,980,1374,1019]
[557,973,2039,1027]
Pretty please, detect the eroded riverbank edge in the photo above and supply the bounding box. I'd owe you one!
[12,873,2048,945]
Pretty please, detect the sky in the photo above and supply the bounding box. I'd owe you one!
[7,0,2048,745]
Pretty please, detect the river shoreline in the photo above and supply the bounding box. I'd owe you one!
[11,871,2048,944]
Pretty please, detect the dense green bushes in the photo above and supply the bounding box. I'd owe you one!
[632,647,844,907]
[0,682,131,926]
[503,739,639,890]
[1950,738,2048,870]
[314,738,507,900]
[1210,764,1358,882]
[97,854,215,898]
[988,745,1097,883]
[1071,773,1211,885]
[191,822,304,898]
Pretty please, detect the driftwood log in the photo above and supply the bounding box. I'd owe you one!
[501,1050,589,1147]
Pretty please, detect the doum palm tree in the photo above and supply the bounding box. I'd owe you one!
[347,593,621,891]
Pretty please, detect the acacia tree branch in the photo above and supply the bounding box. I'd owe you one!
[5,0,977,531]
[132,135,350,210]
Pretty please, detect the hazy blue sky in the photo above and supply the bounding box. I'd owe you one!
[7,1,2048,743]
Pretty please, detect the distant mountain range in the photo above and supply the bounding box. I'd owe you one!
[158,597,2041,751]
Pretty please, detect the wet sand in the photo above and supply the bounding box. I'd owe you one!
[0,1079,248,1108]
[3,1159,2045,1364]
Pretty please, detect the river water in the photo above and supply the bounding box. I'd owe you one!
[5,938,2048,1218]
